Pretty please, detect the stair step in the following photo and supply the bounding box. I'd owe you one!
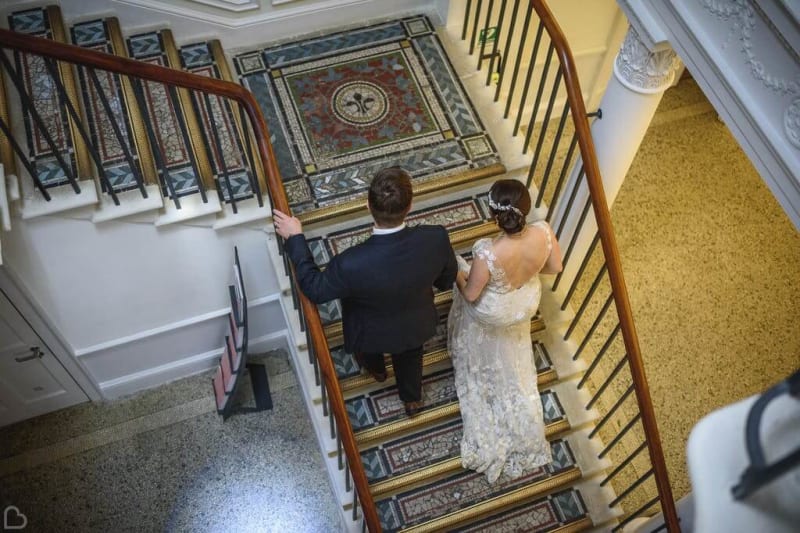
[349,368,570,445]
[337,339,556,394]
[179,39,269,217]
[8,6,94,205]
[374,438,583,532]
[70,17,158,206]
[367,418,570,498]
[125,29,214,203]
[450,487,593,533]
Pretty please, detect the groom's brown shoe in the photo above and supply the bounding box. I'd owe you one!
[404,401,424,417]
[354,352,387,382]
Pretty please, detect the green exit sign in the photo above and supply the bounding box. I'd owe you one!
[479,26,498,43]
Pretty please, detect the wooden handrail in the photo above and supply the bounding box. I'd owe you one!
[529,1,680,530]
[0,28,382,531]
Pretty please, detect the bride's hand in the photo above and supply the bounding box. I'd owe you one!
[456,270,468,291]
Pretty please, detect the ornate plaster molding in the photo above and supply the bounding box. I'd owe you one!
[613,25,681,94]
[700,0,800,148]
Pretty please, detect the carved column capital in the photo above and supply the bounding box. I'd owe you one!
[614,25,682,94]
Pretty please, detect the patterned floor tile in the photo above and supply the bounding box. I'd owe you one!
[452,488,589,533]
[376,439,577,531]
[9,7,78,188]
[180,41,256,202]
[236,15,501,214]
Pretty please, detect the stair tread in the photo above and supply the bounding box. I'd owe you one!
[349,367,569,441]
[374,438,583,532]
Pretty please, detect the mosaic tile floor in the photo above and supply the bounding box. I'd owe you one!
[375,439,578,531]
[236,15,501,214]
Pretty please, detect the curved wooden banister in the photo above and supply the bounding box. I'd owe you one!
[0,28,382,531]
[530,1,680,530]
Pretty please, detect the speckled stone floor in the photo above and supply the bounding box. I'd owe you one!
[611,77,800,499]
[0,351,341,533]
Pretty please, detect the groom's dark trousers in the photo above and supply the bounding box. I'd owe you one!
[283,225,458,402]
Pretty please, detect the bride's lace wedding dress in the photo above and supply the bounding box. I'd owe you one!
[447,221,553,483]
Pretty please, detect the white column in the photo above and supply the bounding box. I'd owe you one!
[551,26,681,303]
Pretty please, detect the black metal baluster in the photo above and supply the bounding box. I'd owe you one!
[562,261,606,320]
[87,69,148,199]
[577,322,621,379]
[566,287,612,341]
[469,0,483,55]
[42,58,117,205]
[612,497,660,533]
[527,67,564,188]
[352,490,359,520]
[462,0,473,40]
[237,106,264,206]
[201,92,237,213]
[512,21,546,137]
[601,441,647,486]
[555,231,599,293]
[328,395,336,438]
[554,165,583,240]
[586,354,628,408]
[0,51,80,194]
[494,0,520,101]
[599,413,641,458]
[167,84,207,203]
[477,0,494,71]
[589,384,634,438]
[345,459,351,491]
[520,43,556,150]
[571,293,613,358]
[485,0,507,86]
[610,469,654,507]
[503,3,533,118]
[555,195,592,279]
[0,116,49,200]
[130,77,180,208]
[337,435,344,470]
[545,134,578,219]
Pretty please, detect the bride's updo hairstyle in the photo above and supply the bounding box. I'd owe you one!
[488,179,531,235]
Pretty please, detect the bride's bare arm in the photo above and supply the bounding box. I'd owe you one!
[456,257,490,302]
[539,225,563,274]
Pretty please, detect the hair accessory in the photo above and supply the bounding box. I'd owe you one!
[488,196,523,216]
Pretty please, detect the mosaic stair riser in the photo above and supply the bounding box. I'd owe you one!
[126,30,210,199]
[347,367,567,436]
[71,17,155,194]
[375,439,580,531]
[179,40,258,203]
[8,6,88,189]
[359,383,567,487]
[235,15,503,221]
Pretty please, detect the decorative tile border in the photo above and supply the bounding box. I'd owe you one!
[375,439,577,531]
[235,15,500,215]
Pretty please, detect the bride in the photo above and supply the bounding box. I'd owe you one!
[448,179,563,483]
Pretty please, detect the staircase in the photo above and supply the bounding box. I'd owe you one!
[0,2,680,531]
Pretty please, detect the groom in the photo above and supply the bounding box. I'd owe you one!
[273,167,458,417]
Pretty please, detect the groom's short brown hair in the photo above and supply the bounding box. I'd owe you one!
[368,167,413,227]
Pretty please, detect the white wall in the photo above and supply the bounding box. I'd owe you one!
[3,214,285,398]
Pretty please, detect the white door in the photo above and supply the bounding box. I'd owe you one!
[0,289,88,427]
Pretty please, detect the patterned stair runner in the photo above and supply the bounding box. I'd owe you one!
[8,6,90,189]
[179,40,265,203]
[125,29,213,198]
[70,17,156,193]
[234,14,504,224]
[375,438,582,532]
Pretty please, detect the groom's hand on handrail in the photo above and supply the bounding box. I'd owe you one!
[273,210,303,239]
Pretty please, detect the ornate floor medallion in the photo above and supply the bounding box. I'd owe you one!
[236,16,502,215]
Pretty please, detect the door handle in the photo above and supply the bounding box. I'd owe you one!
[15,346,44,363]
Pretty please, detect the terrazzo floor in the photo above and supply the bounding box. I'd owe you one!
[610,76,800,499]
[1,76,797,532]
[0,352,342,533]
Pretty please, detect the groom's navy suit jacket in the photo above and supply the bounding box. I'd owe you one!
[284,225,458,354]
